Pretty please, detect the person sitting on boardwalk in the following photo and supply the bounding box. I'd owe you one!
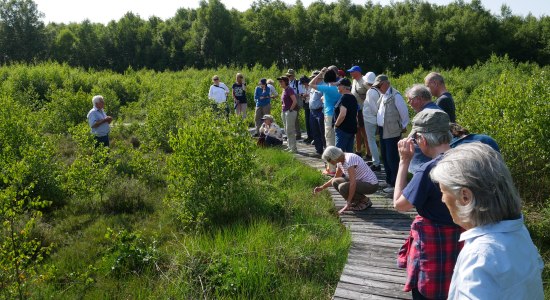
[430,143,544,299]
[313,146,379,214]
[258,114,283,147]
[393,109,463,300]
[449,123,500,152]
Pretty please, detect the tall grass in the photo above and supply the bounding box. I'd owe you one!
[27,148,350,299]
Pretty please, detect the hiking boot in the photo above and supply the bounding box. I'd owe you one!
[370,164,381,172]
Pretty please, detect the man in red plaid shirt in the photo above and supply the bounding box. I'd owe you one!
[393,109,463,299]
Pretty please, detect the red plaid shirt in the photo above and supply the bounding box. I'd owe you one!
[398,215,464,299]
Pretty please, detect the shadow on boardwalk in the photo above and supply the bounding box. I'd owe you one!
[288,138,414,300]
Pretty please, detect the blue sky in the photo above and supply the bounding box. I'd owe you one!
[34,0,549,24]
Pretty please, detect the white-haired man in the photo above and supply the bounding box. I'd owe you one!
[87,95,113,147]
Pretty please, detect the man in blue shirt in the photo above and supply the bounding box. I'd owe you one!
[87,95,112,147]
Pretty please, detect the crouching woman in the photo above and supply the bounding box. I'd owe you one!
[258,114,283,147]
[430,142,544,300]
[313,146,379,214]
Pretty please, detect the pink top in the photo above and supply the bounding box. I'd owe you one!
[337,153,378,185]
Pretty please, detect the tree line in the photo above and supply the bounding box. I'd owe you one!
[0,0,548,74]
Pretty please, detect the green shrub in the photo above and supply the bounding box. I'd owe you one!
[0,96,55,299]
[457,60,549,205]
[63,124,113,210]
[165,111,255,229]
[42,89,92,134]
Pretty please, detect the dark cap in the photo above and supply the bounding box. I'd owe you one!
[372,74,389,88]
[299,75,310,84]
[337,77,352,87]
[259,78,267,85]
[409,109,450,138]
[338,69,346,77]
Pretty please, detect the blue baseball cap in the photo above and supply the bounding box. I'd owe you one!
[347,66,362,73]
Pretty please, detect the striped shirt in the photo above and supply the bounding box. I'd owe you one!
[337,153,378,185]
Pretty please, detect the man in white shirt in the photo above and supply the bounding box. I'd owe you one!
[373,75,409,193]
[362,72,381,171]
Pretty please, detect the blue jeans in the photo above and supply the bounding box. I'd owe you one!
[365,122,381,166]
[335,128,355,152]
[309,108,325,154]
[304,103,312,140]
[379,127,400,186]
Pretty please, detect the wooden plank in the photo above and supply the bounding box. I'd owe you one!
[344,264,407,279]
[336,281,411,299]
[341,267,406,284]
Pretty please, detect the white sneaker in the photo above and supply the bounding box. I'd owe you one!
[382,187,394,193]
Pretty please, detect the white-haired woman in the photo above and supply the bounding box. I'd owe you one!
[430,143,544,299]
[313,146,379,214]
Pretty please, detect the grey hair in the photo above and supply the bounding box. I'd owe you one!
[322,146,344,163]
[406,84,432,102]
[425,72,445,85]
[419,131,452,147]
[430,142,521,227]
[92,95,104,107]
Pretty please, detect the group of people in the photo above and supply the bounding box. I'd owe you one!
[304,67,543,299]
[87,67,544,299]
[207,73,249,119]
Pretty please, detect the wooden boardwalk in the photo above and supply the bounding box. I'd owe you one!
[289,139,415,300]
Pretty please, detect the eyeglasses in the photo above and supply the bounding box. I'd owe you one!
[407,96,417,103]
[213,78,219,81]
[412,132,422,144]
